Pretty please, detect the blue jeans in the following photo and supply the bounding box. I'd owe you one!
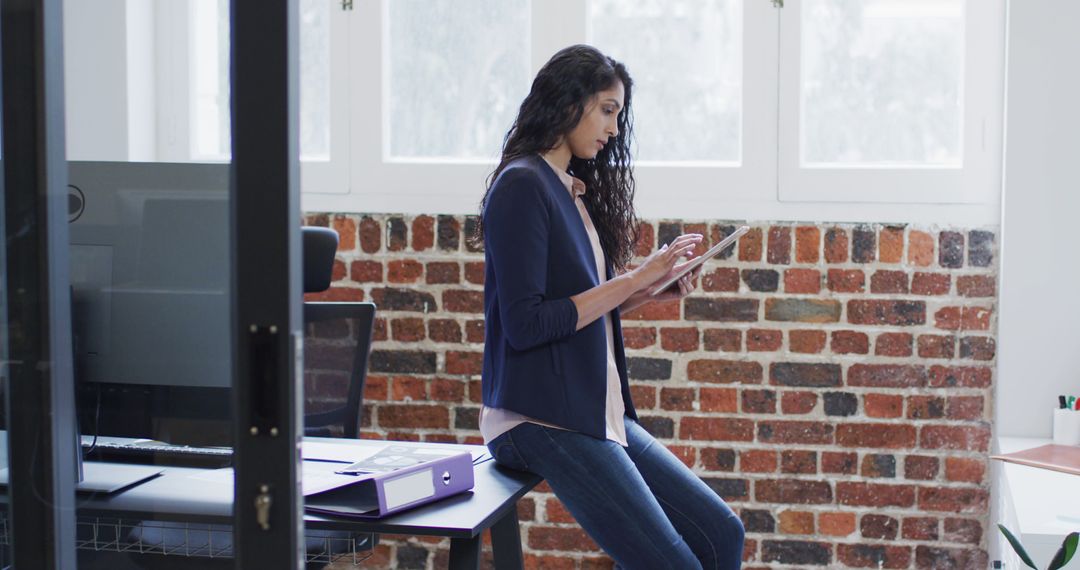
[487,417,744,570]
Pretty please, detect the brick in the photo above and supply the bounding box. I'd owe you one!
[622,299,680,321]
[425,261,460,284]
[701,448,737,472]
[685,298,758,321]
[430,318,464,343]
[947,396,985,421]
[379,404,449,429]
[836,424,916,448]
[875,332,913,357]
[928,365,992,388]
[742,269,780,292]
[305,287,364,303]
[680,417,755,441]
[911,272,951,296]
[741,509,775,533]
[819,512,856,537]
[862,454,897,478]
[756,480,833,504]
[824,228,849,263]
[710,224,740,260]
[824,392,858,417]
[870,270,909,294]
[903,517,939,541]
[430,377,465,402]
[387,259,423,283]
[370,350,436,374]
[777,510,815,534]
[331,216,357,252]
[350,260,382,282]
[741,389,776,414]
[387,216,407,251]
[968,230,994,267]
[848,364,927,388]
[465,320,484,343]
[915,546,988,569]
[959,336,996,360]
[908,231,934,267]
[957,275,996,297]
[837,482,916,508]
[639,416,674,438]
[660,387,696,411]
[781,391,818,414]
[701,267,740,292]
[961,307,992,331]
[864,394,904,418]
[622,326,656,349]
[411,215,434,251]
[934,307,961,330]
[764,298,841,323]
[848,300,926,326]
[939,231,964,268]
[396,544,429,568]
[739,227,763,261]
[879,227,905,263]
[945,457,986,484]
[627,357,672,380]
[837,545,912,569]
[463,216,483,253]
[740,450,778,473]
[770,362,841,387]
[907,396,946,420]
[359,215,381,253]
[330,259,346,282]
[391,317,425,342]
[390,375,426,400]
[746,329,782,351]
[703,478,749,501]
[660,327,699,352]
[658,222,682,248]
[852,227,876,263]
[758,421,834,445]
[688,359,762,384]
[904,455,940,480]
[789,226,818,263]
[789,330,826,354]
[630,385,656,409]
[917,334,956,359]
[780,450,817,474]
[373,318,387,341]
[445,351,483,376]
[528,526,600,553]
[703,329,741,352]
[822,452,858,474]
[827,269,865,293]
[464,262,485,285]
[831,330,869,354]
[943,518,982,545]
[861,514,899,540]
[761,541,831,566]
[371,288,437,312]
[634,221,655,257]
[917,487,989,514]
[919,424,991,451]
[784,268,822,294]
[443,290,483,313]
[437,215,461,251]
[767,226,791,264]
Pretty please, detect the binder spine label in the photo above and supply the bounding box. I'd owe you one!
[383,468,435,510]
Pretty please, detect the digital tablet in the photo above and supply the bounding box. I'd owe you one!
[649,225,750,295]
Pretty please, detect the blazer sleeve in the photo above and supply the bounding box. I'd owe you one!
[484,169,579,351]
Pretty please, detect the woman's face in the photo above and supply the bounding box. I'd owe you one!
[565,81,625,160]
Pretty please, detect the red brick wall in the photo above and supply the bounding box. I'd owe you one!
[304,213,998,570]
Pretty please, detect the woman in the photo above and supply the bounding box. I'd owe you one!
[476,45,745,570]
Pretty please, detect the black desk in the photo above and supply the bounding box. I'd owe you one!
[19,437,542,569]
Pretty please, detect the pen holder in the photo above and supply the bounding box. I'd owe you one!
[1052,408,1080,445]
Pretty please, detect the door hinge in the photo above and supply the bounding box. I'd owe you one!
[772,0,784,7]
[341,0,353,11]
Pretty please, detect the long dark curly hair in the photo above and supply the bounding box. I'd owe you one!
[474,44,638,271]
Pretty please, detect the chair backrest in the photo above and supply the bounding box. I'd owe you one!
[302,226,339,294]
[302,302,375,439]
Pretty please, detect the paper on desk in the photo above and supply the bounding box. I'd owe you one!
[187,468,234,485]
[302,442,385,464]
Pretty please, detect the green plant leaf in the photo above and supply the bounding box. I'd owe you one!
[1048,532,1079,570]
[998,524,1038,569]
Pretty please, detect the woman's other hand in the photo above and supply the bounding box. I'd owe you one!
[631,233,702,291]
[649,261,704,302]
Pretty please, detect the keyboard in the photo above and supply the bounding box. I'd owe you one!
[83,440,233,469]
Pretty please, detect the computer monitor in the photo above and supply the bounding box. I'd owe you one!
[69,161,233,445]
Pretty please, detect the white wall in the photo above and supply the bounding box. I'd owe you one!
[996,0,1080,437]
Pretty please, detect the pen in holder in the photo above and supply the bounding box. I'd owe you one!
[1052,408,1080,445]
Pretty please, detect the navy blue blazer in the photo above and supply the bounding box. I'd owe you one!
[481,155,638,439]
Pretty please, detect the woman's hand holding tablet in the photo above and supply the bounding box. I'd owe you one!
[649,225,750,296]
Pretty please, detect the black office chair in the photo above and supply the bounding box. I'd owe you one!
[301,226,376,439]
